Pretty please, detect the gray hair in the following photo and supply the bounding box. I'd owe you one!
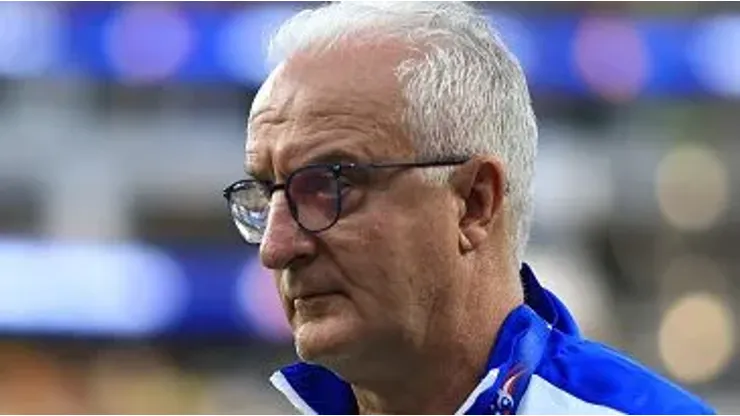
[266,2,538,268]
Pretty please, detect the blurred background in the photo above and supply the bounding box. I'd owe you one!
[0,1,739,413]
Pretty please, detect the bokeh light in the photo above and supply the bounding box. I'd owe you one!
[655,144,730,232]
[658,292,735,384]
[0,2,62,77]
[0,239,188,336]
[689,16,740,97]
[237,258,292,343]
[104,4,193,84]
[218,5,299,84]
[573,16,649,102]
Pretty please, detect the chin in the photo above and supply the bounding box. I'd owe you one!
[293,315,365,368]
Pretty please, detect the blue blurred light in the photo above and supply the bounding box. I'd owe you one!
[218,5,299,85]
[104,3,194,84]
[573,16,650,102]
[689,15,740,97]
[0,239,188,337]
[2,3,740,97]
[0,2,62,78]
[488,11,540,81]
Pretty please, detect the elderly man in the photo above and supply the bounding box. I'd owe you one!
[223,2,714,414]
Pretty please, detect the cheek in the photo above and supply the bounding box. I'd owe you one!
[331,209,440,315]
[374,202,459,296]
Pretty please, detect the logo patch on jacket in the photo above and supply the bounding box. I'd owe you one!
[491,365,526,415]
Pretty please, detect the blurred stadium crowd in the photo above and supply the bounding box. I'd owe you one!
[0,1,739,413]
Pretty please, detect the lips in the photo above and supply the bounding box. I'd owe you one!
[291,292,343,317]
[293,291,341,303]
[282,272,344,308]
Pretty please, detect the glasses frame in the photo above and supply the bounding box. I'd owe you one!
[223,157,471,241]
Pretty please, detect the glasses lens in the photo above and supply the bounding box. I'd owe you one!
[288,166,341,232]
[229,183,270,244]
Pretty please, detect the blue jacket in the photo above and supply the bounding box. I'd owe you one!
[269,264,715,414]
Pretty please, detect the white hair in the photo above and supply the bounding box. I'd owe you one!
[266,2,538,268]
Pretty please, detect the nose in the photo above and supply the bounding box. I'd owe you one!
[259,193,317,270]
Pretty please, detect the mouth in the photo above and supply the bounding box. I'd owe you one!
[292,291,343,309]
[294,291,340,302]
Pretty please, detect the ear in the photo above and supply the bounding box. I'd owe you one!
[450,157,507,252]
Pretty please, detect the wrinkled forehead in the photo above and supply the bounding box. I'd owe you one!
[250,38,412,118]
[245,41,415,174]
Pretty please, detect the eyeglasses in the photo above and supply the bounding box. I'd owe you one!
[223,157,469,244]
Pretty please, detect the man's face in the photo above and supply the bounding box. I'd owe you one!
[245,43,463,370]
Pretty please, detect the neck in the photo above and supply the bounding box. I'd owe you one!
[350,264,523,414]
[351,352,484,414]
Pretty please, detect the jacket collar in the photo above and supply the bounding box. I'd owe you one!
[270,263,580,414]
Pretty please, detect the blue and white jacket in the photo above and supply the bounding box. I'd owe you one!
[269,264,715,414]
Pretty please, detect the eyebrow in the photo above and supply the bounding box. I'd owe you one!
[248,106,283,125]
[301,149,363,166]
[244,149,270,182]
[246,147,367,184]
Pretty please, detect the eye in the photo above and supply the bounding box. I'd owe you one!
[289,166,339,202]
[335,172,354,190]
[337,165,371,187]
